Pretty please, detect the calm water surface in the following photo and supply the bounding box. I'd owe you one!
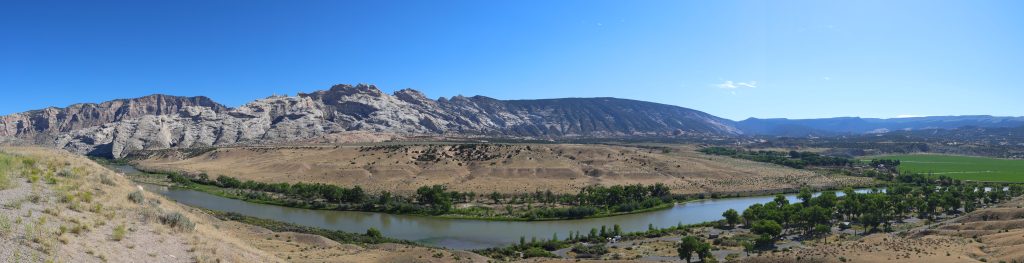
[122,164,880,249]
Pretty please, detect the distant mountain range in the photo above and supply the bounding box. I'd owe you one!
[0,83,1019,158]
[736,116,1024,137]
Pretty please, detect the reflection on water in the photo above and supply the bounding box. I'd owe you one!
[141,183,879,250]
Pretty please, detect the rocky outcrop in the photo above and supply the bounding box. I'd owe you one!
[0,94,226,140]
[3,84,741,158]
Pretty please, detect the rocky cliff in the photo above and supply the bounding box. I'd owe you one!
[0,94,226,140]
[2,84,740,158]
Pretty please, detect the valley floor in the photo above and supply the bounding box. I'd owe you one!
[131,143,875,196]
[4,146,1021,263]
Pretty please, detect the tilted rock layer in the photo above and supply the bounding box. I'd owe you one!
[1,84,740,158]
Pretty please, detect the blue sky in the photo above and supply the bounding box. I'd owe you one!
[2,0,1021,120]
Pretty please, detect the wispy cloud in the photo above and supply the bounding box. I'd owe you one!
[716,80,757,89]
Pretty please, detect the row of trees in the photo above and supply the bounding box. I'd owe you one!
[170,172,460,214]
[736,174,1023,248]
[168,172,675,219]
[699,147,853,168]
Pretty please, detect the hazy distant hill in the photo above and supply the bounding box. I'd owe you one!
[736,116,1024,137]
[0,84,738,158]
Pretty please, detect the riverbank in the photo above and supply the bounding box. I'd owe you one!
[165,181,681,222]
[107,161,882,223]
[107,163,689,222]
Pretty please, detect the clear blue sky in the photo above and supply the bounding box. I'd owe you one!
[2,0,1022,120]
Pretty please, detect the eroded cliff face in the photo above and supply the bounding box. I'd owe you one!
[0,94,227,138]
[3,84,741,158]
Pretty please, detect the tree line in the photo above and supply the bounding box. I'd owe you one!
[699,147,853,168]
[166,172,676,219]
[737,174,1024,248]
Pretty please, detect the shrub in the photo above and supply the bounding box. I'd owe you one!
[216,175,242,188]
[522,247,557,258]
[0,155,14,190]
[57,168,74,178]
[572,243,608,258]
[0,173,10,190]
[0,214,11,236]
[128,190,145,204]
[111,224,126,241]
[365,227,382,238]
[168,173,192,185]
[100,173,116,186]
[158,212,195,231]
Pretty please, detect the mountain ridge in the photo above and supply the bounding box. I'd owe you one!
[3,84,1021,158]
[737,115,1024,137]
[1,84,739,158]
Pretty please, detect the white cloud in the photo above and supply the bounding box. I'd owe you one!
[716,80,757,89]
[896,114,920,118]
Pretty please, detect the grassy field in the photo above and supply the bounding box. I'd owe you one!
[869,154,1024,182]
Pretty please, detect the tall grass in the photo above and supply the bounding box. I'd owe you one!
[111,224,127,241]
[0,153,14,190]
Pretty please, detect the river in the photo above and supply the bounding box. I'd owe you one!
[140,184,877,250]
[112,162,880,250]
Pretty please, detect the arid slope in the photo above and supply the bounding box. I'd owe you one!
[0,146,489,263]
[132,144,873,195]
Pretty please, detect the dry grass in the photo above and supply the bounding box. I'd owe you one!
[134,144,874,195]
[0,146,495,262]
[0,146,278,262]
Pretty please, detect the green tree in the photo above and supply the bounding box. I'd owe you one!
[416,185,452,214]
[490,191,502,204]
[752,220,782,238]
[798,186,813,207]
[813,224,831,237]
[365,227,382,238]
[723,209,740,228]
[741,241,755,256]
[677,236,702,263]
[816,191,838,209]
[216,175,241,188]
[799,205,832,232]
[773,194,789,207]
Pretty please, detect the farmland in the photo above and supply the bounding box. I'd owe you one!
[869,154,1024,182]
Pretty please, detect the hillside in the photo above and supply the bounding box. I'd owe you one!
[130,144,873,195]
[0,146,489,263]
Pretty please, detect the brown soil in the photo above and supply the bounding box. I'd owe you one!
[0,146,491,263]
[747,234,981,263]
[132,143,874,195]
[204,217,490,263]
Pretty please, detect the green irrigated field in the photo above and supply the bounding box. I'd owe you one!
[868,154,1024,182]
